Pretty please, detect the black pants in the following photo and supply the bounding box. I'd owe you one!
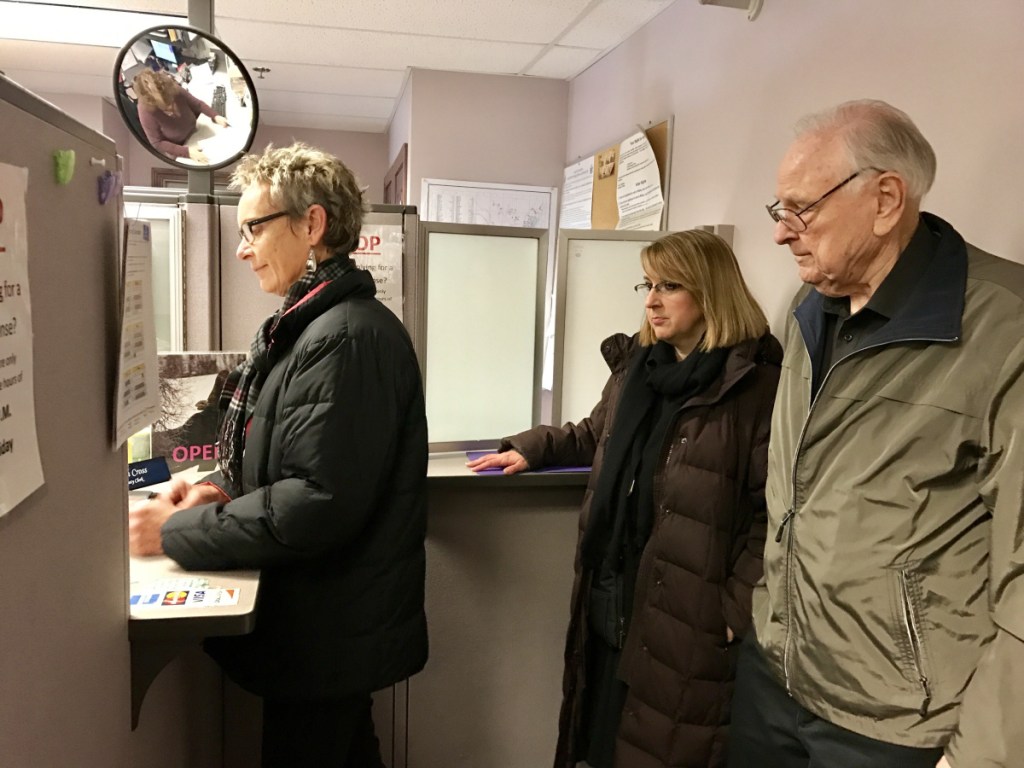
[261,693,384,768]
[728,639,945,768]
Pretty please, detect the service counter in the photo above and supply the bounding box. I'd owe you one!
[410,452,588,767]
[128,552,259,730]
[128,453,589,767]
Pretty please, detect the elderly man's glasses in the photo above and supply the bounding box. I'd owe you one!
[239,211,289,244]
[766,170,865,233]
[634,280,683,297]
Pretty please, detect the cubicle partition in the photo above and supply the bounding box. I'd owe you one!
[551,228,668,425]
[416,221,548,449]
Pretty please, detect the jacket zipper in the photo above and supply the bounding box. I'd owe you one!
[898,569,932,717]
[781,332,958,695]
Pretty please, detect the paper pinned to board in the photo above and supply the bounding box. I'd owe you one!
[614,131,665,231]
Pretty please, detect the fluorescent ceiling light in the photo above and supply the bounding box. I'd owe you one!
[0,1,185,48]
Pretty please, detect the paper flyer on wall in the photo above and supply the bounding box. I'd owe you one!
[559,156,594,229]
[0,162,45,517]
[113,220,161,448]
[615,131,664,231]
[353,223,404,322]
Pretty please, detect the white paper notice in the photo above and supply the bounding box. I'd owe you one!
[615,132,665,231]
[0,163,44,517]
[560,156,594,229]
[114,220,161,448]
[353,223,404,323]
[424,184,550,229]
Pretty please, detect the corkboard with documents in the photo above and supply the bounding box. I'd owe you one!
[561,118,672,231]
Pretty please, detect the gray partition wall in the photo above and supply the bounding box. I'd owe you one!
[218,203,420,351]
[552,229,669,425]
[0,77,129,766]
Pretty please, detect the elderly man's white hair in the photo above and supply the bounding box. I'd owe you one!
[795,99,937,204]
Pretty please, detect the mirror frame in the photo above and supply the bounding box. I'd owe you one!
[113,24,260,172]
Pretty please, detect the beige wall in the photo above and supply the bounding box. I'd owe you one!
[388,72,412,181]
[251,123,389,203]
[566,0,1024,330]
[405,69,569,209]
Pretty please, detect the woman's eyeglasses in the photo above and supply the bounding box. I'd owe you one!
[634,281,682,297]
[238,211,289,244]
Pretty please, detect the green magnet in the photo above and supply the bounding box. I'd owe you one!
[53,149,76,185]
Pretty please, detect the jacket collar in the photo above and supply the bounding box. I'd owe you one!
[271,258,376,346]
[794,212,966,354]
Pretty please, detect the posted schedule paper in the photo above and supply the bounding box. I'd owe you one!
[0,163,44,517]
[113,220,160,448]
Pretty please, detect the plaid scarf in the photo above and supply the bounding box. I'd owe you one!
[216,255,350,494]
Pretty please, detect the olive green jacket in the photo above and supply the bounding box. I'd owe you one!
[753,214,1024,766]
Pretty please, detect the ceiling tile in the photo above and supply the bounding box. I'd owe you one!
[215,0,594,45]
[218,19,545,74]
[2,69,111,97]
[13,0,185,13]
[523,45,603,79]
[561,0,675,49]
[0,40,117,74]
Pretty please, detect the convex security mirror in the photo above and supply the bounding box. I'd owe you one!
[113,25,258,170]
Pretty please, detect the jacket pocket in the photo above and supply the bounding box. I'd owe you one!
[896,566,932,717]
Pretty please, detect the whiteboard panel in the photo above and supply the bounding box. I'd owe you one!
[425,231,542,444]
[555,232,668,425]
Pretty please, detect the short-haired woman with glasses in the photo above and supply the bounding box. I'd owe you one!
[129,143,428,767]
[469,229,782,768]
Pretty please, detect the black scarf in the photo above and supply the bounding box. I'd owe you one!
[216,255,354,494]
[579,340,729,570]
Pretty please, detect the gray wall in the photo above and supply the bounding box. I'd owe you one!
[0,80,128,768]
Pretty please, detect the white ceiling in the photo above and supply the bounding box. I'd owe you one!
[0,0,677,133]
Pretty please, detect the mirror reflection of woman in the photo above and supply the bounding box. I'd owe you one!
[133,68,228,163]
[469,230,782,768]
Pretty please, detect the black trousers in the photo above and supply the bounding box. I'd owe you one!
[261,693,384,768]
[728,639,945,768]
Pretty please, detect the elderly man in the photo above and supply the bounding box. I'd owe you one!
[728,100,1024,768]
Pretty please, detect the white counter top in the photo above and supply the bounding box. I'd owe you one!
[129,554,259,642]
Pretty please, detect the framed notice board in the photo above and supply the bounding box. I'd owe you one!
[561,116,673,231]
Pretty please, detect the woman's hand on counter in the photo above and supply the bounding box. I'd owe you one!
[128,496,178,556]
[169,480,227,509]
[128,481,229,556]
[466,450,530,475]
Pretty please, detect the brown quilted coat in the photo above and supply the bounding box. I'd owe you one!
[503,332,781,768]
